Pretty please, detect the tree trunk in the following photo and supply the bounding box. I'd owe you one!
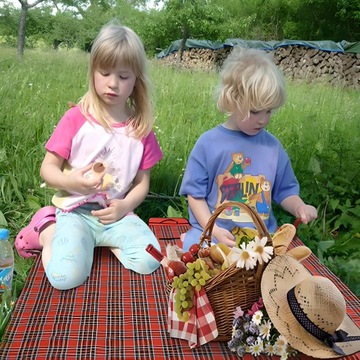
[16,0,45,58]
[17,5,28,59]
[179,24,189,61]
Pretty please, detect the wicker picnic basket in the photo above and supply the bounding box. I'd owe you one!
[167,201,273,342]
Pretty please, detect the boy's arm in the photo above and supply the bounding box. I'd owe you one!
[188,196,236,247]
[281,195,318,224]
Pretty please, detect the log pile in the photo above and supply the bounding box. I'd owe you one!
[158,46,360,89]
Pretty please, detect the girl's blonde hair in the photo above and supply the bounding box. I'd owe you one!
[79,20,153,139]
[217,48,286,118]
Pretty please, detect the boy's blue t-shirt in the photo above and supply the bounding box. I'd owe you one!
[180,125,299,241]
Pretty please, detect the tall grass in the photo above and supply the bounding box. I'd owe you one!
[1,47,359,315]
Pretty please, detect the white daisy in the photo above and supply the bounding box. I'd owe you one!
[264,343,276,356]
[275,335,289,355]
[252,236,273,264]
[276,335,288,347]
[235,242,256,270]
[252,310,263,325]
[280,349,290,360]
[249,339,263,356]
[259,319,272,340]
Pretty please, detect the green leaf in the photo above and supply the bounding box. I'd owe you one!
[167,205,182,218]
[26,196,41,210]
[9,174,24,203]
[317,240,335,252]
[329,198,339,210]
[0,211,7,228]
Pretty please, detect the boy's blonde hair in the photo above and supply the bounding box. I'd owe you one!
[217,48,286,118]
[79,20,153,139]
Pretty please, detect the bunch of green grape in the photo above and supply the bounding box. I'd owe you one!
[172,258,217,321]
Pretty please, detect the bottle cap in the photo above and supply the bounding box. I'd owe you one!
[0,229,9,240]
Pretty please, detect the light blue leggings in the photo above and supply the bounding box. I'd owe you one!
[45,204,161,290]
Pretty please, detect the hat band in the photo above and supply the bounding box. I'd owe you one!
[287,286,360,355]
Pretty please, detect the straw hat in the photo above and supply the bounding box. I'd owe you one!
[261,254,360,358]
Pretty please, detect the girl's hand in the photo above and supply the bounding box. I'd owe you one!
[212,225,236,247]
[68,164,105,195]
[91,169,150,225]
[41,152,104,195]
[295,204,318,224]
[91,199,128,224]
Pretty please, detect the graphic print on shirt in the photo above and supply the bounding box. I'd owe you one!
[93,147,128,198]
[52,146,132,211]
[215,152,271,223]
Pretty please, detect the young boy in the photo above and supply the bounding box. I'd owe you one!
[180,48,317,251]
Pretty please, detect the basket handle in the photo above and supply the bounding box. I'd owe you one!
[199,201,271,247]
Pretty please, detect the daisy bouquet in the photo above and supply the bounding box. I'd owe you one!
[228,297,297,359]
[227,232,274,270]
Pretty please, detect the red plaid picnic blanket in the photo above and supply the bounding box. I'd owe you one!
[0,217,359,360]
[168,288,218,348]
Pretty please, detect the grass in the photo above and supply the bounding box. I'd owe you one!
[1,46,359,337]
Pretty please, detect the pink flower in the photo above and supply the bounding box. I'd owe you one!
[248,297,264,315]
[234,306,244,319]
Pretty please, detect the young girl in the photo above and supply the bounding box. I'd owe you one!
[15,21,163,290]
[179,48,318,251]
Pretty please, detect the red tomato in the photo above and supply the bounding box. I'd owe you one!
[181,251,195,264]
[189,243,200,256]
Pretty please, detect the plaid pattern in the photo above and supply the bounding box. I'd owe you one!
[168,288,218,348]
[0,218,358,360]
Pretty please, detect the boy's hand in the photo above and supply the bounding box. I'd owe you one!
[213,225,236,247]
[295,204,318,224]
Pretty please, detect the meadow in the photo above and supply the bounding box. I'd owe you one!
[0,47,359,334]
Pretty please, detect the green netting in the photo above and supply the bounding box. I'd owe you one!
[157,38,360,58]
[341,40,360,53]
[157,39,224,58]
[274,39,344,52]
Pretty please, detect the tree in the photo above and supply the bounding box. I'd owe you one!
[0,4,19,46]
[17,0,47,58]
[150,0,226,59]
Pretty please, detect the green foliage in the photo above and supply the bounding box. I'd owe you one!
[167,196,188,219]
[266,84,360,288]
[2,0,360,55]
[0,287,16,339]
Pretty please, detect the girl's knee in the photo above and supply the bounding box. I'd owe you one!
[48,271,87,290]
[124,255,160,275]
[45,262,90,290]
[138,257,161,274]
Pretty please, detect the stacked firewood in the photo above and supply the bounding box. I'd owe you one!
[158,46,360,88]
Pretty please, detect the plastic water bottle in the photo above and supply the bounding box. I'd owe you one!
[0,229,14,298]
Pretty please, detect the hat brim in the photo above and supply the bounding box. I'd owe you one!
[261,255,360,359]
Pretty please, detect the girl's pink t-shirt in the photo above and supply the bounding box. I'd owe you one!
[46,106,163,210]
